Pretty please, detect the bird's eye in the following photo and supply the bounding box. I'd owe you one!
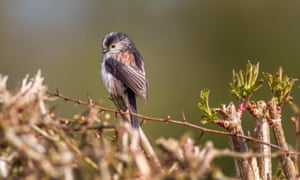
[111,44,115,48]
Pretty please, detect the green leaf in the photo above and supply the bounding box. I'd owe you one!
[263,67,298,106]
[229,60,263,101]
[198,89,218,124]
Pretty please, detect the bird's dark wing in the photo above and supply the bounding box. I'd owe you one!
[104,58,148,101]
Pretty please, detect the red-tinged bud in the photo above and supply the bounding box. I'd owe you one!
[238,102,246,113]
[267,118,273,126]
[218,120,226,128]
[276,106,282,114]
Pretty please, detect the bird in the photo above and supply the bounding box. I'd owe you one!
[101,32,148,128]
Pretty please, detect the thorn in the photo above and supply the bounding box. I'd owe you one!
[114,111,118,118]
[246,130,251,137]
[244,131,251,142]
[198,131,205,140]
[181,109,187,122]
[56,88,60,95]
[49,105,58,113]
[141,118,146,125]
[87,96,93,105]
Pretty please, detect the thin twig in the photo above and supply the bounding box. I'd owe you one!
[47,90,300,156]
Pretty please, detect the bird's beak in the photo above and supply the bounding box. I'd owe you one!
[102,48,108,54]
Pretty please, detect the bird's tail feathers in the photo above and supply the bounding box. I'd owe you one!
[127,89,138,128]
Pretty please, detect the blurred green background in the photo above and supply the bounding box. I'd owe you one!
[1,1,300,175]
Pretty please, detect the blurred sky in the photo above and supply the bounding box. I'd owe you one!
[1,1,300,174]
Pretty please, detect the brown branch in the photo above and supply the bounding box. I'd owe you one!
[47,90,300,157]
[268,100,297,178]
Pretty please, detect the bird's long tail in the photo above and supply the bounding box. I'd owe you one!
[127,89,139,128]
